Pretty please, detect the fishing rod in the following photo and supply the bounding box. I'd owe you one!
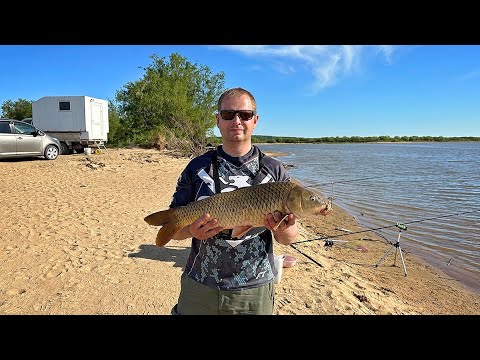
[289,243,324,267]
[289,239,360,267]
[292,209,480,246]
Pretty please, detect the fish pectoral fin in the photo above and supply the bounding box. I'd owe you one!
[273,215,289,231]
[231,225,253,239]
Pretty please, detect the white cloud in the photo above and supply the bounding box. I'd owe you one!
[376,45,394,64]
[271,61,296,75]
[220,45,395,92]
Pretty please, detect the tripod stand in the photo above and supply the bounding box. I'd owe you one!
[375,223,408,276]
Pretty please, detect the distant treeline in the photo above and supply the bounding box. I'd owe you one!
[209,135,480,144]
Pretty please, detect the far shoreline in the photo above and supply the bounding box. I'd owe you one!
[255,140,480,145]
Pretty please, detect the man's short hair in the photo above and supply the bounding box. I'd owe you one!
[217,87,257,112]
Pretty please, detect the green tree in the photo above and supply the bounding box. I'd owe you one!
[106,99,125,146]
[1,98,33,120]
[115,52,225,156]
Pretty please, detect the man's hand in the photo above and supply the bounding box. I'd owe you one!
[264,211,298,245]
[264,211,295,232]
[189,213,225,240]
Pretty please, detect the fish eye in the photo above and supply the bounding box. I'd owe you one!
[309,195,318,202]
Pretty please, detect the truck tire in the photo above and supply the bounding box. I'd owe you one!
[44,145,59,160]
[60,142,70,155]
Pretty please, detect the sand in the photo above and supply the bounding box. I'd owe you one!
[0,147,478,315]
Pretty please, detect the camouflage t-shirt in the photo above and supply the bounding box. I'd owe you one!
[169,145,290,290]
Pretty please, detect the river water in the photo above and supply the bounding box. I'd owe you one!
[259,142,480,293]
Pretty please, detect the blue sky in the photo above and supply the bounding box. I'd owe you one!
[0,45,478,137]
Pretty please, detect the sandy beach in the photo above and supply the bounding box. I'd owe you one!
[1,147,478,315]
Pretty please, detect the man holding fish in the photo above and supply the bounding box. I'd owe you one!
[147,87,330,315]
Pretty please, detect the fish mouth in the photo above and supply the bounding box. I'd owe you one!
[314,201,333,215]
[313,203,330,215]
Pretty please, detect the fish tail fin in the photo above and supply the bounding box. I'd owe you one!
[144,209,180,247]
[155,223,179,247]
[144,209,173,226]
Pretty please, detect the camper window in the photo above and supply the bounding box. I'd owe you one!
[59,101,71,111]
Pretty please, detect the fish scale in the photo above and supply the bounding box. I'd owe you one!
[173,182,293,228]
[145,181,331,247]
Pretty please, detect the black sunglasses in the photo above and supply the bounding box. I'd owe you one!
[219,110,256,121]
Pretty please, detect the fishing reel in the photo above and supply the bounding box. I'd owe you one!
[324,239,335,247]
[323,239,349,248]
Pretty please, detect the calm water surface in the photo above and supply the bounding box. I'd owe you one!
[260,142,480,293]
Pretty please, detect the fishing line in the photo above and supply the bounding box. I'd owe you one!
[347,217,392,244]
[303,176,386,190]
[292,209,480,245]
[314,176,386,187]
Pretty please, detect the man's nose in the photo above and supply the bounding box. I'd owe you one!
[232,114,242,124]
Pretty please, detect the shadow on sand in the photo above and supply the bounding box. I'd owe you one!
[129,244,189,268]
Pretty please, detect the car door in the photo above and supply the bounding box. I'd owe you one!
[0,121,17,156]
[13,121,43,155]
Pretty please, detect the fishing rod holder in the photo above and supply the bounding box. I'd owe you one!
[375,223,408,276]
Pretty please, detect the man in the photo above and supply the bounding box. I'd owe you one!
[169,87,328,315]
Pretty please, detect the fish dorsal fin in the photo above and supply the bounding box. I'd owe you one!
[290,178,305,187]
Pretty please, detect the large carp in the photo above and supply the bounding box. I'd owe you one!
[145,181,332,247]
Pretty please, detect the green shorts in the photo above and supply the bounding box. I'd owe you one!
[171,272,275,315]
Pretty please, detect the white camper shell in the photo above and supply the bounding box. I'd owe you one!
[32,96,109,154]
